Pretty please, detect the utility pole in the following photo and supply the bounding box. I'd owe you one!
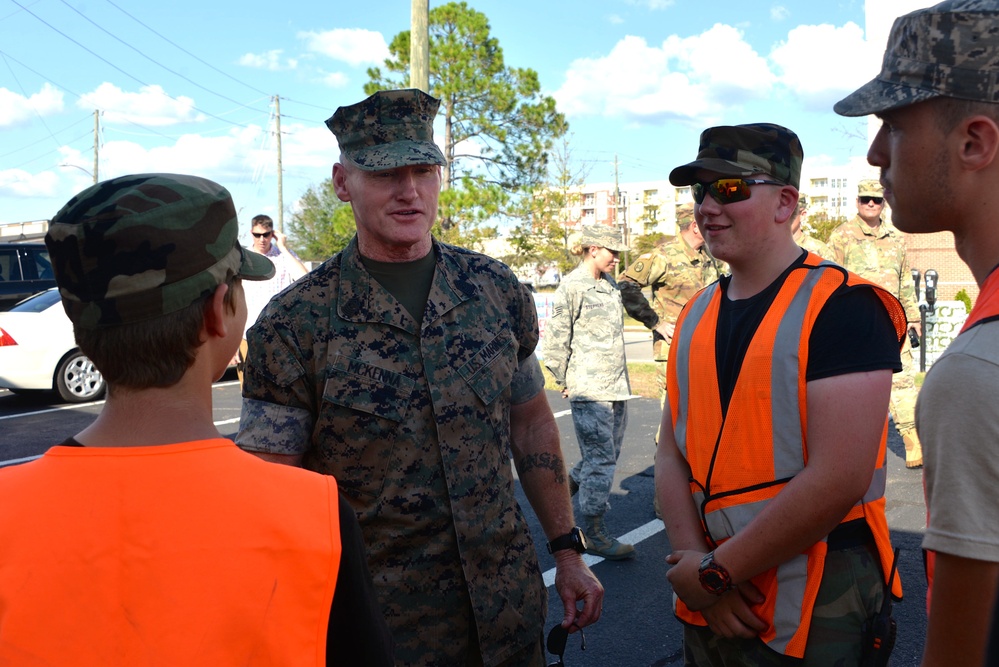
[274,95,284,233]
[411,0,430,92]
[92,110,99,184]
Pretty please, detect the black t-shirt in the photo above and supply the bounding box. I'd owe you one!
[58,438,394,665]
[714,251,902,415]
[360,250,436,329]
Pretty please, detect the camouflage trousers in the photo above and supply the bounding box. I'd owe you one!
[568,400,628,517]
[683,541,886,666]
[889,342,918,435]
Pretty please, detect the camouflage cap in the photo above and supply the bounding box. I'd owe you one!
[835,0,999,117]
[580,225,628,252]
[676,202,696,228]
[797,192,810,209]
[858,179,885,197]
[669,123,803,189]
[45,173,275,329]
[326,89,447,171]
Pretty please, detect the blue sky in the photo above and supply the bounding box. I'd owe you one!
[1,0,929,237]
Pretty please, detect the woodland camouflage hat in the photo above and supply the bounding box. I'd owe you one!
[45,173,274,329]
[669,123,803,189]
[835,0,999,116]
[326,89,447,170]
[580,225,628,252]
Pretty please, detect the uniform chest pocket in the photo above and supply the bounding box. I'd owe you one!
[456,330,517,406]
[324,354,416,422]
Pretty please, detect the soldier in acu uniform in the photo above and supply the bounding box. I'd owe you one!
[543,225,635,560]
[236,89,603,667]
[618,203,722,404]
[827,179,923,468]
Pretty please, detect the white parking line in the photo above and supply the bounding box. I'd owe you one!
[542,519,664,588]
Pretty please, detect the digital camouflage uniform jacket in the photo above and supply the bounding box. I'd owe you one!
[827,216,917,321]
[237,237,546,666]
[542,265,631,401]
[619,234,721,360]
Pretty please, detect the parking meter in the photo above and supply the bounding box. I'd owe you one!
[911,268,921,301]
[925,270,938,314]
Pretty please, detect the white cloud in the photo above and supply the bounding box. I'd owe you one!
[771,5,791,21]
[238,49,299,71]
[322,72,350,88]
[0,84,64,128]
[554,26,775,125]
[77,83,205,126]
[0,169,60,198]
[769,22,879,110]
[299,28,390,67]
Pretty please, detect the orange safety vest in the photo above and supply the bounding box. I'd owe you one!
[924,266,999,609]
[0,439,341,666]
[667,254,906,658]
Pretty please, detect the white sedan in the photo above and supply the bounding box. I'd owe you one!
[0,288,105,403]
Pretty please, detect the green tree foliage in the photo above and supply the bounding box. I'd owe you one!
[506,137,587,280]
[954,288,973,313]
[366,1,567,242]
[287,179,356,262]
[806,213,847,243]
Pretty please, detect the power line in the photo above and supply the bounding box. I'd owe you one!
[58,0,271,118]
[101,0,330,113]
[0,48,175,141]
[8,0,260,131]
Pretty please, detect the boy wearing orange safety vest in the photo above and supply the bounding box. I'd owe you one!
[656,124,906,665]
[835,2,999,665]
[0,174,393,666]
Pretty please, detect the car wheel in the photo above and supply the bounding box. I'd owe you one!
[55,351,106,403]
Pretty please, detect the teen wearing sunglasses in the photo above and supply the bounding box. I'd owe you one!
[827,180,924,470]
[657,123,906,666]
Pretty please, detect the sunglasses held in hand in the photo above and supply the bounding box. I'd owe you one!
[692,178,784,205]
[547,624,585,666]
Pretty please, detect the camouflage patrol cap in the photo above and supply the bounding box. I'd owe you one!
[835,0,999,117]
[676,202,695,229]
[858,179,885,197]
[797,193,810,209]
[45,173,275,329]
[326,89,447,171]
[580,225,628,252]
[669,123,803,189]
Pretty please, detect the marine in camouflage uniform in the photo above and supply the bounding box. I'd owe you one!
[827,179,923,468]
[543,226,634,560]
[237,89,603,667]
[619,203,721,403]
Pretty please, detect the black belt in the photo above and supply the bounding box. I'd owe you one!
[827,519,874,551]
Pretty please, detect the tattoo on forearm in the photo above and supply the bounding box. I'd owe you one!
[517,453,566,485]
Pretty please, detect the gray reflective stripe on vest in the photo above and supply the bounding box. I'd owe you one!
[673,282,717,457]
[770,553,810,654]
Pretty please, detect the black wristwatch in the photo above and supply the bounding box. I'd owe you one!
[547,527,587,554]
[698,551,734,595]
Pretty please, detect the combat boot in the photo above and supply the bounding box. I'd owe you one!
[902,430,923,469]
[582,514,635,560]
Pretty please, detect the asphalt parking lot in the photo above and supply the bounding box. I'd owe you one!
[0,375,929,665]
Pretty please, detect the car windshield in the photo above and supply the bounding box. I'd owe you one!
[10,288,61,313]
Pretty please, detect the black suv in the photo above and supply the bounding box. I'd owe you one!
[0,243,56,311]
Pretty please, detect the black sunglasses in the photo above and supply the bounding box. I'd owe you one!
[859,196,884,205]
[251,231,273,238]
[692,178,784,205]
[547,624,585,666]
